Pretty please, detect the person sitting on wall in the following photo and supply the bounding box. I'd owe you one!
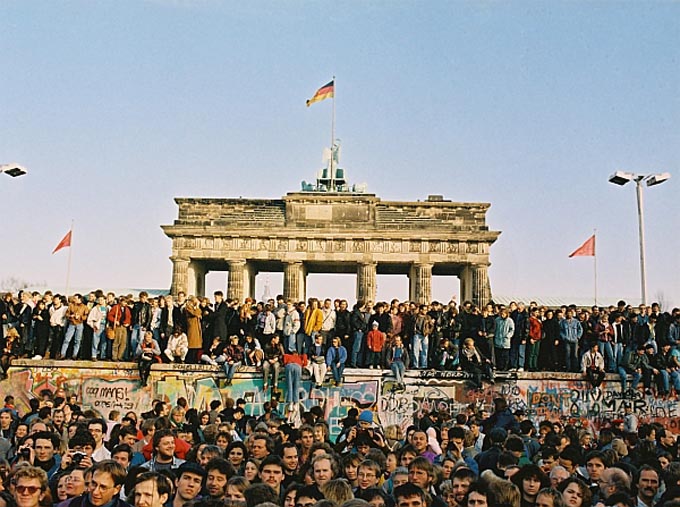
[223,335,244,386]
[581,342,606,390]
[136,331,161,387]
[283,349,308,412]
[326,336,347,387]
[458,337,494,389]
[164,327,188,364]
[243,334,264,367]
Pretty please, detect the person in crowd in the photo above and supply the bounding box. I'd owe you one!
[308,333,328,389]
[458,338,494,389]
[262,334,285,394]
[283,299,302,354]
[86,296,109,361]
[386,335,409,390]
[136,331,161,387]
[132,472,172,507]
[164,328,189,364]
[13,465,51,507]
[222,335,244,386]
[494,309,515,371]
[184,296,203,364]
[107,297,132,362]
[581,342,606,390]
[366,321,386,370]
[557,477,591,507]
[326,335,347,387]
[618,344,646,396]
[283,349,308,411]
[560,309,583,373]
[350,301,369,368]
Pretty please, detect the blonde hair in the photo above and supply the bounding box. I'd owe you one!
[321,479,354,505]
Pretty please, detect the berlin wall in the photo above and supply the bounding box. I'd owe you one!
[2,361,677,438]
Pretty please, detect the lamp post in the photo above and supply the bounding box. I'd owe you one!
[608,171,671,305]
[0,163,28,178]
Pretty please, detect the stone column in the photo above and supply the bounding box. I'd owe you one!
[356,262,377,303]
[409,263,433,304]
[458,272,467,305]
[283,261,305,302]
[227,260,247,302]
[245,262,257,301]
[470,264,492,307]
[170,257,190,296]
[187,261,206,297]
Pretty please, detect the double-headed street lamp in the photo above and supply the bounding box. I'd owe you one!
[0,163,28,178]
[608,171,671,305]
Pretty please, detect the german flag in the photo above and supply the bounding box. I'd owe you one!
[306,80,334,107]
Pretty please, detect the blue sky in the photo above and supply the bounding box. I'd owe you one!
[1,1,678,307]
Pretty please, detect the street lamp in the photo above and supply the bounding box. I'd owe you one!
[0,163,28,178]
[608,170,671,305]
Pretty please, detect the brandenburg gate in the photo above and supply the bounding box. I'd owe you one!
[162,192,500,306]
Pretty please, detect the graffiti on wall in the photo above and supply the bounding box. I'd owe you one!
[1,364,677,436]
[154,372,379,439]
[378,376,680,435]
[0,365,146,415]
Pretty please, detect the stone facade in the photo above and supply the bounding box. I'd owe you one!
[162,193,500,305]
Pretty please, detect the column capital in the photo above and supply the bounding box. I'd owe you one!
[228,259,247,268]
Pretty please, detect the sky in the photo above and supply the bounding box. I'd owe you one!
[1,1,678,308]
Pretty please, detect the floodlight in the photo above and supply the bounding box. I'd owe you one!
[645,172,671,187]
[608,171,635,186]
[0,164,28,178]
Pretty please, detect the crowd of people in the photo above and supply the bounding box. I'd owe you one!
[1,290,680,397]
[0,383,677,507]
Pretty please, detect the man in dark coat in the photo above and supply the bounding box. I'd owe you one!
[212,291,228,341]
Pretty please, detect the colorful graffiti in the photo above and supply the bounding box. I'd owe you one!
[1,362,677,436]
[154,371,379,439]
[0,364,146,415]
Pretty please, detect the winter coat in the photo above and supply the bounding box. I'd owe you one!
[185,303,203,349]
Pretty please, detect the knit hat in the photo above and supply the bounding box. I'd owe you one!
[358,410,374,424]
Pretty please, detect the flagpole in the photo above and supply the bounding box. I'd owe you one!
[330,75,336,191]
[593,229,597,307]
[65,220,74,295]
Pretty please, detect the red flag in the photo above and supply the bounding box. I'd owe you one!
[569,234,595,258]
[52,230,72,254]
